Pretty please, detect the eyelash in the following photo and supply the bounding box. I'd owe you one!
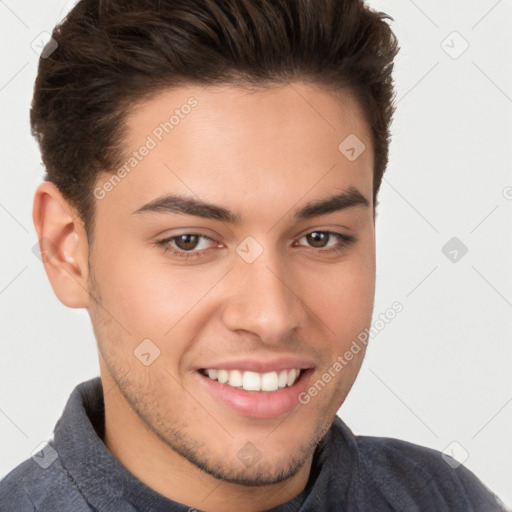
[156,231,356,261]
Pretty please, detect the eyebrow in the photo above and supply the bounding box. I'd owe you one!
[132,186,369,223]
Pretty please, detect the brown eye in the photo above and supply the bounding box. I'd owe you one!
[305,231,330,248]
[174,234,202,251]
[296,230,356,254]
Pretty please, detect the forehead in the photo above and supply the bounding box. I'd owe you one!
[95,82,374,222]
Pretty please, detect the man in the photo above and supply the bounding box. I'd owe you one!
[0,0,507,510]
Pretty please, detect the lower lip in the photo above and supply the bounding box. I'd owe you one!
[196,369,314,419]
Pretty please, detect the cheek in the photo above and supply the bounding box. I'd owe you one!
[94,254,226,342]
[306,252,375,342]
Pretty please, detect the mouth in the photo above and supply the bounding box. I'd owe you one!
[195,366,314,419]
[198,367,303,392]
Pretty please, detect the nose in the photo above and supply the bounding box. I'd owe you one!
[221,253,307,344]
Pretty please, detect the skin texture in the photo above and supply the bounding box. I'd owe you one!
[33,82,376,512]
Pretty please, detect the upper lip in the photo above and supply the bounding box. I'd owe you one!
[196,356,315,374]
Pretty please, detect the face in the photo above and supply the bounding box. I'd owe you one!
[88,82,375,486]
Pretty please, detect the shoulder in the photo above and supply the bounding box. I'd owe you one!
[0,458,37,511]
[328,417,508,511]
[0,443,90,512]
[354,433,508,511]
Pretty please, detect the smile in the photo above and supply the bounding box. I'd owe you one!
[200,368,302,392]
[196,366,313,418]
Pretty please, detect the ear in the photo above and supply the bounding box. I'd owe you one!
[32,181,91,308]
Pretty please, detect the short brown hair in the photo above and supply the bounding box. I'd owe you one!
[31,0,399,234]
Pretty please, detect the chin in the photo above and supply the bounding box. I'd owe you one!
[188,450,309,487]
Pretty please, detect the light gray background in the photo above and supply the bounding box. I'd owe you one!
[1,0,511,507]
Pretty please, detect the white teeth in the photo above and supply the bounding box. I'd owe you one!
[278,369,288,388]
[228,369,243,387]
[261,371,279,391]
[203,368,301,391]
[217,369,229,384]
[242,371,261,391]
[287,368,297,387]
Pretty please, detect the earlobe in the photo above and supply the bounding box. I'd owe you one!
[32,182,91,309]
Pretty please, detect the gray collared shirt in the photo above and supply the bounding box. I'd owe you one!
[0,377,507,511]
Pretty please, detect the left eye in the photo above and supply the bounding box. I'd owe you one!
[298,231,343,249]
